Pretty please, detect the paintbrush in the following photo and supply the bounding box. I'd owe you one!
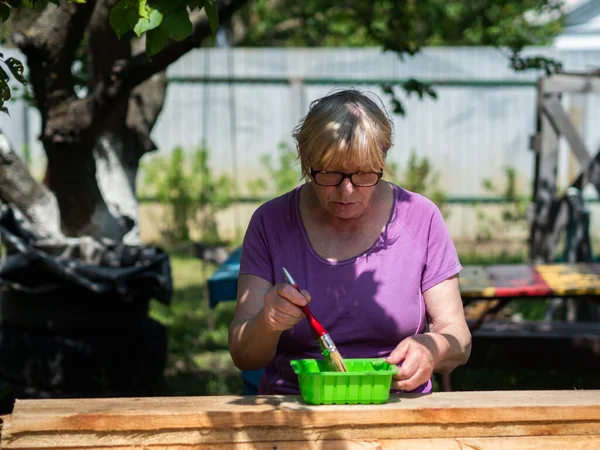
[282,267,347,372]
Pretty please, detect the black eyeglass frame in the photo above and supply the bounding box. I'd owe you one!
[310,169,383,187]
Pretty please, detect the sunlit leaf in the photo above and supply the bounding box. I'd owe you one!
[138,0,148,18]
[4,57,26,85]
[133,7,163,37]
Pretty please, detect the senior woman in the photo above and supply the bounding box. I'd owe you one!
[228,89,471,395]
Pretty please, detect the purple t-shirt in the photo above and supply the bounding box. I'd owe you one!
[239,183,462,394]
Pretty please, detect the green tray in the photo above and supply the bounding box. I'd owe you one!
[290,358,398,405]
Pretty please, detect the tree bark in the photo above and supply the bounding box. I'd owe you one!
[0,133,63,239]
[5,0,248,240]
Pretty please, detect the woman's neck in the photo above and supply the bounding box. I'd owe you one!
[301,181,390,233]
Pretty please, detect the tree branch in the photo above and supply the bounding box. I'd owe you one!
[12,1,96,114]
[0,132,63,239]
[88,0,129,89]
[16,0,248,148]
[126,71,168,159]
[90,0,249,129]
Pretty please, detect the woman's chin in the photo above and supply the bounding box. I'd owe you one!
[329,204,365,219]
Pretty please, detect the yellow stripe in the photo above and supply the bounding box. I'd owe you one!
[536,264,600,296]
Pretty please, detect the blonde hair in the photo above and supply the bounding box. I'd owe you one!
[293,89,394,180]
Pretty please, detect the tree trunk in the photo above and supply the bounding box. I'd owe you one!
[3,0,248,241]
[91,71,168,243]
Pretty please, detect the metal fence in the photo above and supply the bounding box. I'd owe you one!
[2,46,600,243]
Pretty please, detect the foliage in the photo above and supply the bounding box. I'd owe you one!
[237,0,565,113]
[108,0,219,57]
[0,0,565,113]
[238,0,563,49]
[475,166,529,243]
[246,142,302,199]
[0,52,26,114]
[388,151,449,216]
[0,0,220,111]
[141,142,235,244]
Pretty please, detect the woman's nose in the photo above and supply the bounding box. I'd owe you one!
[337,177,355,194]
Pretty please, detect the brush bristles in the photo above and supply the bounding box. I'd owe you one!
[327,350,348,372]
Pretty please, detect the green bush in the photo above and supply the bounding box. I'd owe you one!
[140,142,235,245]
[387,151,449,217]
[246,142,302,199]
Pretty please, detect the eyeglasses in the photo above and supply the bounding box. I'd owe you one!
[310,169,383,187]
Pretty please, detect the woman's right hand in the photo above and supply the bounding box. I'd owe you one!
[262,283,311,333]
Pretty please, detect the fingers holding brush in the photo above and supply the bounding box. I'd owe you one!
[263,283,312,332]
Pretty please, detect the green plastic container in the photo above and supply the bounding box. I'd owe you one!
[290,358,399,405]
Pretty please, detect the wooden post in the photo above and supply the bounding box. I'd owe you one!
[530,73,600,262]
[1,391,600,449]
[530,82,560,262]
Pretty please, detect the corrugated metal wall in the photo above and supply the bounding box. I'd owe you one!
[2,46,600,242]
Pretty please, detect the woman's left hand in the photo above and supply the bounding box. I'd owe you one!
[385,334,439,391]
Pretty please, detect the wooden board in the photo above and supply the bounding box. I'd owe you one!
[2,391,600,449]
[459,263,600,299]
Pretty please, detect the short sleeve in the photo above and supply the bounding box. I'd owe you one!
[421,208,462,292]
[239,208,275,284]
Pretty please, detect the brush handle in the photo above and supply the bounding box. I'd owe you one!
[282,267,328,337]
[294,287,328,337]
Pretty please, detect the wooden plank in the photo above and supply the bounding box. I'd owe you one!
[468,321,600,370]
[458,266,495,298]
[486,264,552,298]
[4,436,600,450]
[531,93,560,261]
[537,263,600,296]
[542,97,591,168]
[3,392,600,449]
[473,320,600,338]
[7,391,600,433]
[4,420,600,448]
[590,263,600,276]
[542,74,600,93]
[571,148,600,196]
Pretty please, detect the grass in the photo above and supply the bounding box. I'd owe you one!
[153,249,600,396]
[149,254,243,396]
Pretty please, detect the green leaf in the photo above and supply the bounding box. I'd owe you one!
[146,24,169,58]
[0,106,8,115]
[133,7,163,37]
[138,0,148,18]
[125,6,140,28]
[4,57,26,85]
[0,3,10,22]
[162,7,193,41]
[0,80,11,102]
[110,2,132,39]
[0,66,8,81]
[203,0,219,34]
